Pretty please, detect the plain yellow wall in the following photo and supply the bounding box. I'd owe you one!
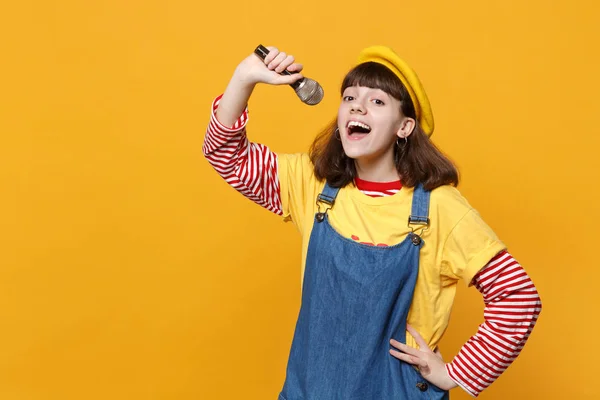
[1,0,599,399]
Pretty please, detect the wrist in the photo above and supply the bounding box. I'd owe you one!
[232,67,259,89]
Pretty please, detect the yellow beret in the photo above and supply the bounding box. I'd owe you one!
[357,46,434,136]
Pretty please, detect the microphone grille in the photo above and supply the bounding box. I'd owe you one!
[295,78,324,105]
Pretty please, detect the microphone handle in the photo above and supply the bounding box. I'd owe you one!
[254,44,303,90]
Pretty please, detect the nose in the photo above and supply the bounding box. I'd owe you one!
[350,99,365,114]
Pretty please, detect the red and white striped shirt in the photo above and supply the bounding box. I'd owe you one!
[203,95,541,397]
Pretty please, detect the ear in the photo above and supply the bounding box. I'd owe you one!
[396,117,416,139]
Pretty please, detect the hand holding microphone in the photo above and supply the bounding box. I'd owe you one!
[217,45,323,127]
[252,45,323,105]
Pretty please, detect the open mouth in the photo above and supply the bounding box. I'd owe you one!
[346,121,371,138]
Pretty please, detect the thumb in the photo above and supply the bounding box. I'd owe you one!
[272,73,304,86]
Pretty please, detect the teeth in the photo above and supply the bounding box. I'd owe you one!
[347,121,371,131]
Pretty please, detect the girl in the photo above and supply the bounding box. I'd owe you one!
[203,45,541,399]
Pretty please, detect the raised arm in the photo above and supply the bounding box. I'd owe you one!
[202,47,304,214]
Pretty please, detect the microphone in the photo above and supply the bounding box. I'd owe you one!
[254,44,324,106]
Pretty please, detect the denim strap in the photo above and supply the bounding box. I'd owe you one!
[316,182,340,207]
[408,183,431,226]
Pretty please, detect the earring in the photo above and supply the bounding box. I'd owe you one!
[396,136,408,147]
[335,128,341,141]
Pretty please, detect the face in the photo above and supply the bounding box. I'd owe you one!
[337,85,406,164]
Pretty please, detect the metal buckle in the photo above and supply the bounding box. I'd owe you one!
[408,216,430,227]
[407,216,430,237]
[316,193,335,206]
[315,196,333,222]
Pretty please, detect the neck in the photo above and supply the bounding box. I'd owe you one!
[354,153,399,182]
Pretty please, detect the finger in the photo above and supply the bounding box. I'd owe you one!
[389,339,420,357]
[268,51,288,70]
[286,63,304,73]
[389,349,428,369]
[406,324,431,353]
[275,55,295,74]
[273,73,304,85]
[263,47,279,65]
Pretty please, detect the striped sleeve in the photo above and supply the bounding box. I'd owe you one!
[445,251,542,397]
[202,95,284,215]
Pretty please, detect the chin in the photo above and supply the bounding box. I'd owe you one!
[344,152,368,161]
[341,147,361,160]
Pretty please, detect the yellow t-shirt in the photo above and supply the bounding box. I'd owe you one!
[278,153,506,351]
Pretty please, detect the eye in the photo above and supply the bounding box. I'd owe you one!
[343,95,355,101]
[372,99,385,105]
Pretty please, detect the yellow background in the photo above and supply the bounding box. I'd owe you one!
[1,0,598,398]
